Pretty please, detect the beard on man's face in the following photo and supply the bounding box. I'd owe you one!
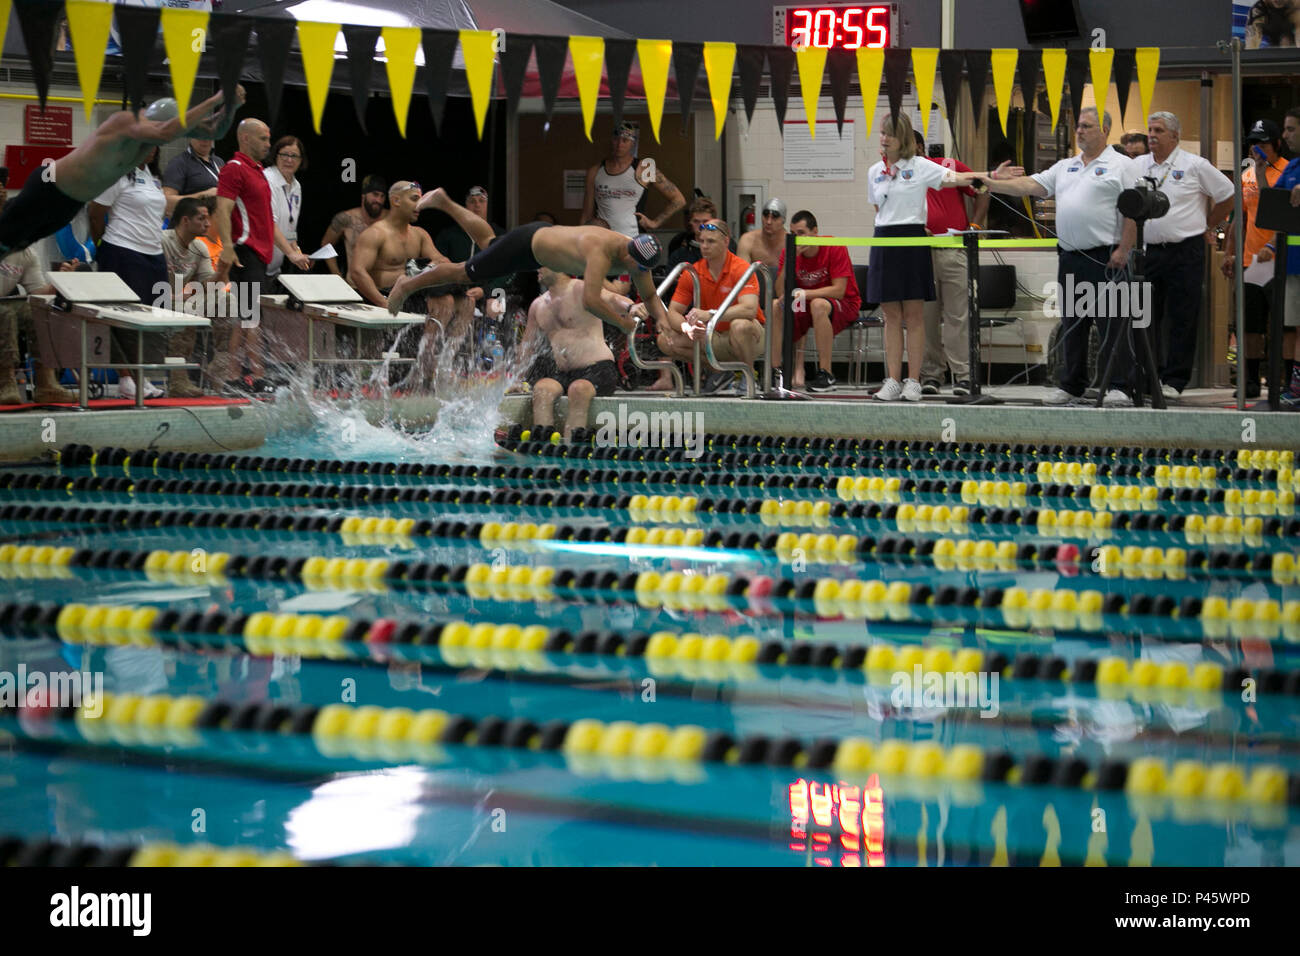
[364,199,384,217]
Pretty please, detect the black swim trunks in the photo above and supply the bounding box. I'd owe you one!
[0,174,87,258]
[550,359,619,396]
[464,221,550,283]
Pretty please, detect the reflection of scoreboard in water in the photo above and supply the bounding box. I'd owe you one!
[771,5,900,49]
[788,775,886,867]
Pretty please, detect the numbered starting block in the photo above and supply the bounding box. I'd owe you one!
[32,271,209,409]
[258,274,427,382]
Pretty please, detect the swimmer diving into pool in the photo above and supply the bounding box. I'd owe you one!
[386,188,670,334]
[0,87,245,258]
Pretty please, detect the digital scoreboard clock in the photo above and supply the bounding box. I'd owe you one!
[771,4,899,49]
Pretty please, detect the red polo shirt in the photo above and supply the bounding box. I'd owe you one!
[672,250,766,331]
[217,151,274,265]
[923,156,976,235]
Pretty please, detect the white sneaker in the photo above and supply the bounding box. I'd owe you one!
[1102,389,1133,408]
[1042,387,1078,406]
[1161,383,1180,401]
[874,377,903,401]
[902,378,923,402]
[118,376,163,400]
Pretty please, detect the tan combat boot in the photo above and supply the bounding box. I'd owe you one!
[33,364,77,404]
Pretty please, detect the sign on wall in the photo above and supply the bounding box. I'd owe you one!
[783,119,856,181]
[24,105,74,147]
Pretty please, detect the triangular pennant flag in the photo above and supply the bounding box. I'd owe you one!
[116,5,159,112]
[459,29,497,139]
[342,25,380,132]
[1112,49,1135,126]
[15,0,63,109]
[990,48,1018,135]
[795,44,827,137]
[298,21,340,134]
[767,45,795,131]
[1089,47,1114,122]
[498,34,533,116]
[604,39,636,129]
[1134,47,1160,133]
[381,27,420,138]
[421,30,458,135]
[66,0,113,121]
[911,48,938,138]
[856,47,884,138]
[533,34,569,122]
[702,41,736,140]
[1041,48,1067,132]
[1016,48,1042,115]
[883,48,908,125]
[736,44,765,126]
[964,50,990,130]
[209,14,253,125]
[938,50,964,130]
[1066,49,1089,128]
[673,41,704,134]
[160,7,207,118]
[255,19,295,130]
[636,39,672,143]
[0,0,11,70]
[826,48,853,135]
[571,35,605,141]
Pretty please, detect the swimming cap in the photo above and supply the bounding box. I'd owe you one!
[144,98,179,122]
[626,234,661,270]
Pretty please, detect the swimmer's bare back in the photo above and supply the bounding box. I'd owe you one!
[530,225,629,278]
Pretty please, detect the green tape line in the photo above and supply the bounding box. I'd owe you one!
[1288,236,1300,246]
[795,236,1058,248]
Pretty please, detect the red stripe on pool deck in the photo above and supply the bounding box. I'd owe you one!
[0,397,253,413]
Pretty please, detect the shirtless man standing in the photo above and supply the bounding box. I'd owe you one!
[525,267,634,439]
[320,174,387,284]
[736,198,788,283]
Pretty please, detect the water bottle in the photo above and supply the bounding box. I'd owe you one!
[489,331,504,374]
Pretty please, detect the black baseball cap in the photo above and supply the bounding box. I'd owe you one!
[1246,119,1281,143]
[362,174,388,195]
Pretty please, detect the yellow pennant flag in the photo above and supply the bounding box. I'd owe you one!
[298,21,339,134]
[381,27,420,138]
[1135,47,1161,132]
[795,44,827,138]
[459,30,496,140]
[911,48,937,138]
[570,35,605,142]
[66,0,114,121]
[702,41,736,140]
[1089,47,1114,116]
[637,40,672,143]
[856,47,884,139]
[0,0,10,69]
[1041,48,1067,132]
[991,48,1018,135]
[161,7,208,118]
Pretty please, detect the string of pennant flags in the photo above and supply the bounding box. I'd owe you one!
[3,0,1162,144]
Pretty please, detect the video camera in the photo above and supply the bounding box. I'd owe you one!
[1116,176,1170,222]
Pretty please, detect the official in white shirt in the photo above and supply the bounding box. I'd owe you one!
[983,108,1139,407]
[265,135,307,289]
[866,112,991,402]
[1134,111,1235,399]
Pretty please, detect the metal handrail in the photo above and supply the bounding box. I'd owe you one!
[627,262,700,397]
[703,260,764,399]
[756,264,774,393]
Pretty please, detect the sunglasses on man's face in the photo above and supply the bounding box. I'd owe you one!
[699,223,726,235]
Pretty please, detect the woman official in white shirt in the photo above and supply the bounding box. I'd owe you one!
[866,113,1007,401]
[265,136,307,291]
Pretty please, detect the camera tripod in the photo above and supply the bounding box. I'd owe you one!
[1094,218,1166,409]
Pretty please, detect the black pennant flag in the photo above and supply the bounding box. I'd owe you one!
[421,29,458,135]
[767,45,794,131]
[342,25,380,131]
[736,45,765,126]
[672,41,703,134]
[964,50,990,130]
[1017,48,1042,117]
[255,19,296,130]
[827,48,853,136]
[1066,48,1089,126]
[532,34,568,121]
[116,5,159,112]
[14,0,61,110]
[210,15,253,122]
[604,39,635,129]
[498,34,533,115]
[883,48,909,124]
[938,50,964,129]
[1112,49,1136,126]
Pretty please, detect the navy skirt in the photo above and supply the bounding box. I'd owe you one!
[867,224,935,304]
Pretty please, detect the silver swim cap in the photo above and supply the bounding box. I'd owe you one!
[144,98,179,122]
